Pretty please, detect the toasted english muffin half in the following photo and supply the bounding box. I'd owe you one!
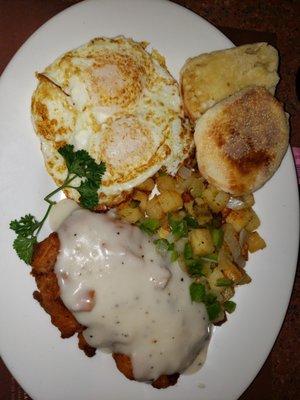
[180,43,279,122]
[194,86,289,195]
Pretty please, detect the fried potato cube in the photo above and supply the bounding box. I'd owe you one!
[183,200,195,216]
[225,208,253,232]
[187,177,204,198]
[214,191,230,211]
[137,178,155,192]
[220,258,244,284]
[207,266,225,296]
[247,231,266,253]
[156,175,176,192]
[245,211,261,232]
[132,190,148,211]
[194,198,212,225]
[158,190,183,213]
[189,228,214,256]
[202,185,230,213]
[117,203,143,223]
[220,257,251,285]
[145,196,164,220]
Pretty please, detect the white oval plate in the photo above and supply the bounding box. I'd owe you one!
[0,1,298,399]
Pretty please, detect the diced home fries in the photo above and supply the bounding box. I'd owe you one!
[116,164,265,325]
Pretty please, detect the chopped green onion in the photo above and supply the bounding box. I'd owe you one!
[183,215,199,229]
[170,250,179,262]
[216,278,233,287]
[200,253,218,263]
[168,215,188,239]
[204,292,217,305]
[206,302,221,321]
[167,242,175,251]
[139,219,160,235]
[154,239,177,261]
[183,242,193,260]
[154,238,169,252]
[211,228,224,249]
[190,282,206,303]
[224,301,236,314]
[185,258,203,277]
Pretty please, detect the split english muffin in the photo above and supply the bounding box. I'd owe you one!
[194,86,289,195]
[180,43,279,122]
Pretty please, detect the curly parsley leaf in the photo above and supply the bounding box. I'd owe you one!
[10,145,105,264]
[57,144,75,171]
[59,145,106,182]
[9,214,39,236]
[13,235,37,265]
[76,179,100,209]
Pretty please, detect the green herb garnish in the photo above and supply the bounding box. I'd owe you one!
[204,292,217,305]
[168,215,188,239]
[206,302,222,321]
[154,238,169,252]
[211,228,224,249]
[186,258,204,277]
[139,219,160,235]
[154,239,178,262]
[10,145,105,264]
[170,249,179,262]
[224,301,236,314]
[183,215,199,229]
[190,282,206,303]
[183,242,193,260]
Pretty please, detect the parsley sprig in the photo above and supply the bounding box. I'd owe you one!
[9,145,105,264]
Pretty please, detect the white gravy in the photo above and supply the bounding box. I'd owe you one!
[55,209,210,381]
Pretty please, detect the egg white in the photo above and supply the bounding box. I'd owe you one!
[31,36,193,206]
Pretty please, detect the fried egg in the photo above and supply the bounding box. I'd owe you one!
[31,37,192,207]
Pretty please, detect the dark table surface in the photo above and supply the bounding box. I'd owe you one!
[0,1,299,400]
